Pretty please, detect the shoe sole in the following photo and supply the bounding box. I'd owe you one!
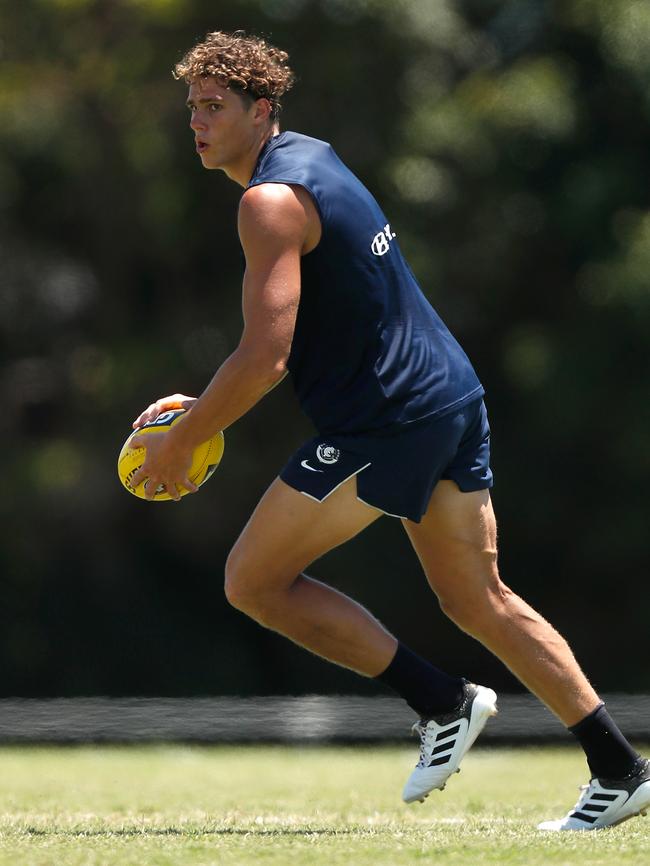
[405,686,498,804]
[608,808,648,828]
[538,779,650,831]
[459,687,498,762]
[601,780,650,830]
[538,810,648,832]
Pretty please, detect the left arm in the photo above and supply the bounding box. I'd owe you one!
[130,183,309,500]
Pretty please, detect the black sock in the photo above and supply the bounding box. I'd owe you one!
[569,703,642,780]
[376,642,466,718]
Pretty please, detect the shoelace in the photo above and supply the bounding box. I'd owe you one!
[411,720,437,768]
[566,782,597,817]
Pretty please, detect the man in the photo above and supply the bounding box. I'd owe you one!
[130,31,649,830]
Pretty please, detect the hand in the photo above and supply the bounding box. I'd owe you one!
[128,429,198,502]
[132,394,197,429]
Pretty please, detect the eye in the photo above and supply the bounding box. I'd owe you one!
[208,103,221,112]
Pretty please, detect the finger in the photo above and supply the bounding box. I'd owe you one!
[132,403,158,429]
[132,398,173,429]
[143,478,158,501]
[130,430,164,450]
[132,395,197,429]
[130,467,148,490]
[180,477,199,494]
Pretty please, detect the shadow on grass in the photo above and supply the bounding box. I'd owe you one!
[21,825,368,838]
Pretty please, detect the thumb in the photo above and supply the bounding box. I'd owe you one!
[130,430,165,450]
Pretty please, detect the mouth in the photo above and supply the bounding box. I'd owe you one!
[195,140,209,153]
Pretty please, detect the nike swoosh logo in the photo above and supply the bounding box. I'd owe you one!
[301,459,324,473]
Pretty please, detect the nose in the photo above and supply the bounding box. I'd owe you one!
[190,111,206,132]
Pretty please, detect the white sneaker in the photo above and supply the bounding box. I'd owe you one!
[402,682,498,804]
[537,758,650,831]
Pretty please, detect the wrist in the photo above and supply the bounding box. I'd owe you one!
[167,416,198,453]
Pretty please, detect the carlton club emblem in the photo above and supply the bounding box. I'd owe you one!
[316,444,340,464]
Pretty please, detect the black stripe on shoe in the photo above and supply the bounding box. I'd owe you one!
[582,804,608,813]
[431,742,455,756]
[570,812,597,823]
[436,725,460,742]
[592,793,618,801]
[428,755,452,767]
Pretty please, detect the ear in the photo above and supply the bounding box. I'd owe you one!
[253,97,273,124]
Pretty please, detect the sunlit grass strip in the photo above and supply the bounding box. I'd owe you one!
[0,745,648,865]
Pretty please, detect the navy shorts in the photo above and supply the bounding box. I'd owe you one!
[280,398,493,523]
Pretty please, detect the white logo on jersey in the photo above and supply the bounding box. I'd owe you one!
[301,459,324,473]
[316,444,340,464]
[371,223,397,256]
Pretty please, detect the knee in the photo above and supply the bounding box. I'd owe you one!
[438,592,475,633]
[224,549,258,615]
[438,573,514,637]
[224,549,289,626]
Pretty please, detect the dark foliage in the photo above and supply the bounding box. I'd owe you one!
[1,0,648,696]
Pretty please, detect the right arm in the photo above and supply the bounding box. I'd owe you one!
[128,183,310,498]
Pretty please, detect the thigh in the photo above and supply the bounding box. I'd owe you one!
[227,475,383,592]
[402,479,499,602]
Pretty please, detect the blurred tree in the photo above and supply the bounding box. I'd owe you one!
[0,0,648,696]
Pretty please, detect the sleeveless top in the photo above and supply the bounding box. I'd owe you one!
[247,131,483,435]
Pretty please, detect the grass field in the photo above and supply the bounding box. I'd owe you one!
[0,744,648,866]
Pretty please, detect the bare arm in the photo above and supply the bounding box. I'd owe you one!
[129,183,310,498]
[173,183,307,447]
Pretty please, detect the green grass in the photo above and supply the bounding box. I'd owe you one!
[0,744,648,865]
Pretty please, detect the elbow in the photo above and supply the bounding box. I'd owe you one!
[266,357,289,387]
[271,355,289,379]
[241,347,289,386]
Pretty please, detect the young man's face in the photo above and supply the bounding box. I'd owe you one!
[186,78,260,174]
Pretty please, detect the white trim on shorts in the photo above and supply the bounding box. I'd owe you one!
[298,462,372,503]
[356,496,409,520]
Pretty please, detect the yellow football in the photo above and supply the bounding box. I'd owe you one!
[117,409,224,501]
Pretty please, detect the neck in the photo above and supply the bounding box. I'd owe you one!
[229,124,280,188]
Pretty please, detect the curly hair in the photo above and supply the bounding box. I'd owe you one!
[173,31,295,121]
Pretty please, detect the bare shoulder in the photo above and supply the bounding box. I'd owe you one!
[239,183,319,252]
[239,183,306,226]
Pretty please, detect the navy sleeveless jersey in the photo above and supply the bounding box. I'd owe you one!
[247,132,483,435]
